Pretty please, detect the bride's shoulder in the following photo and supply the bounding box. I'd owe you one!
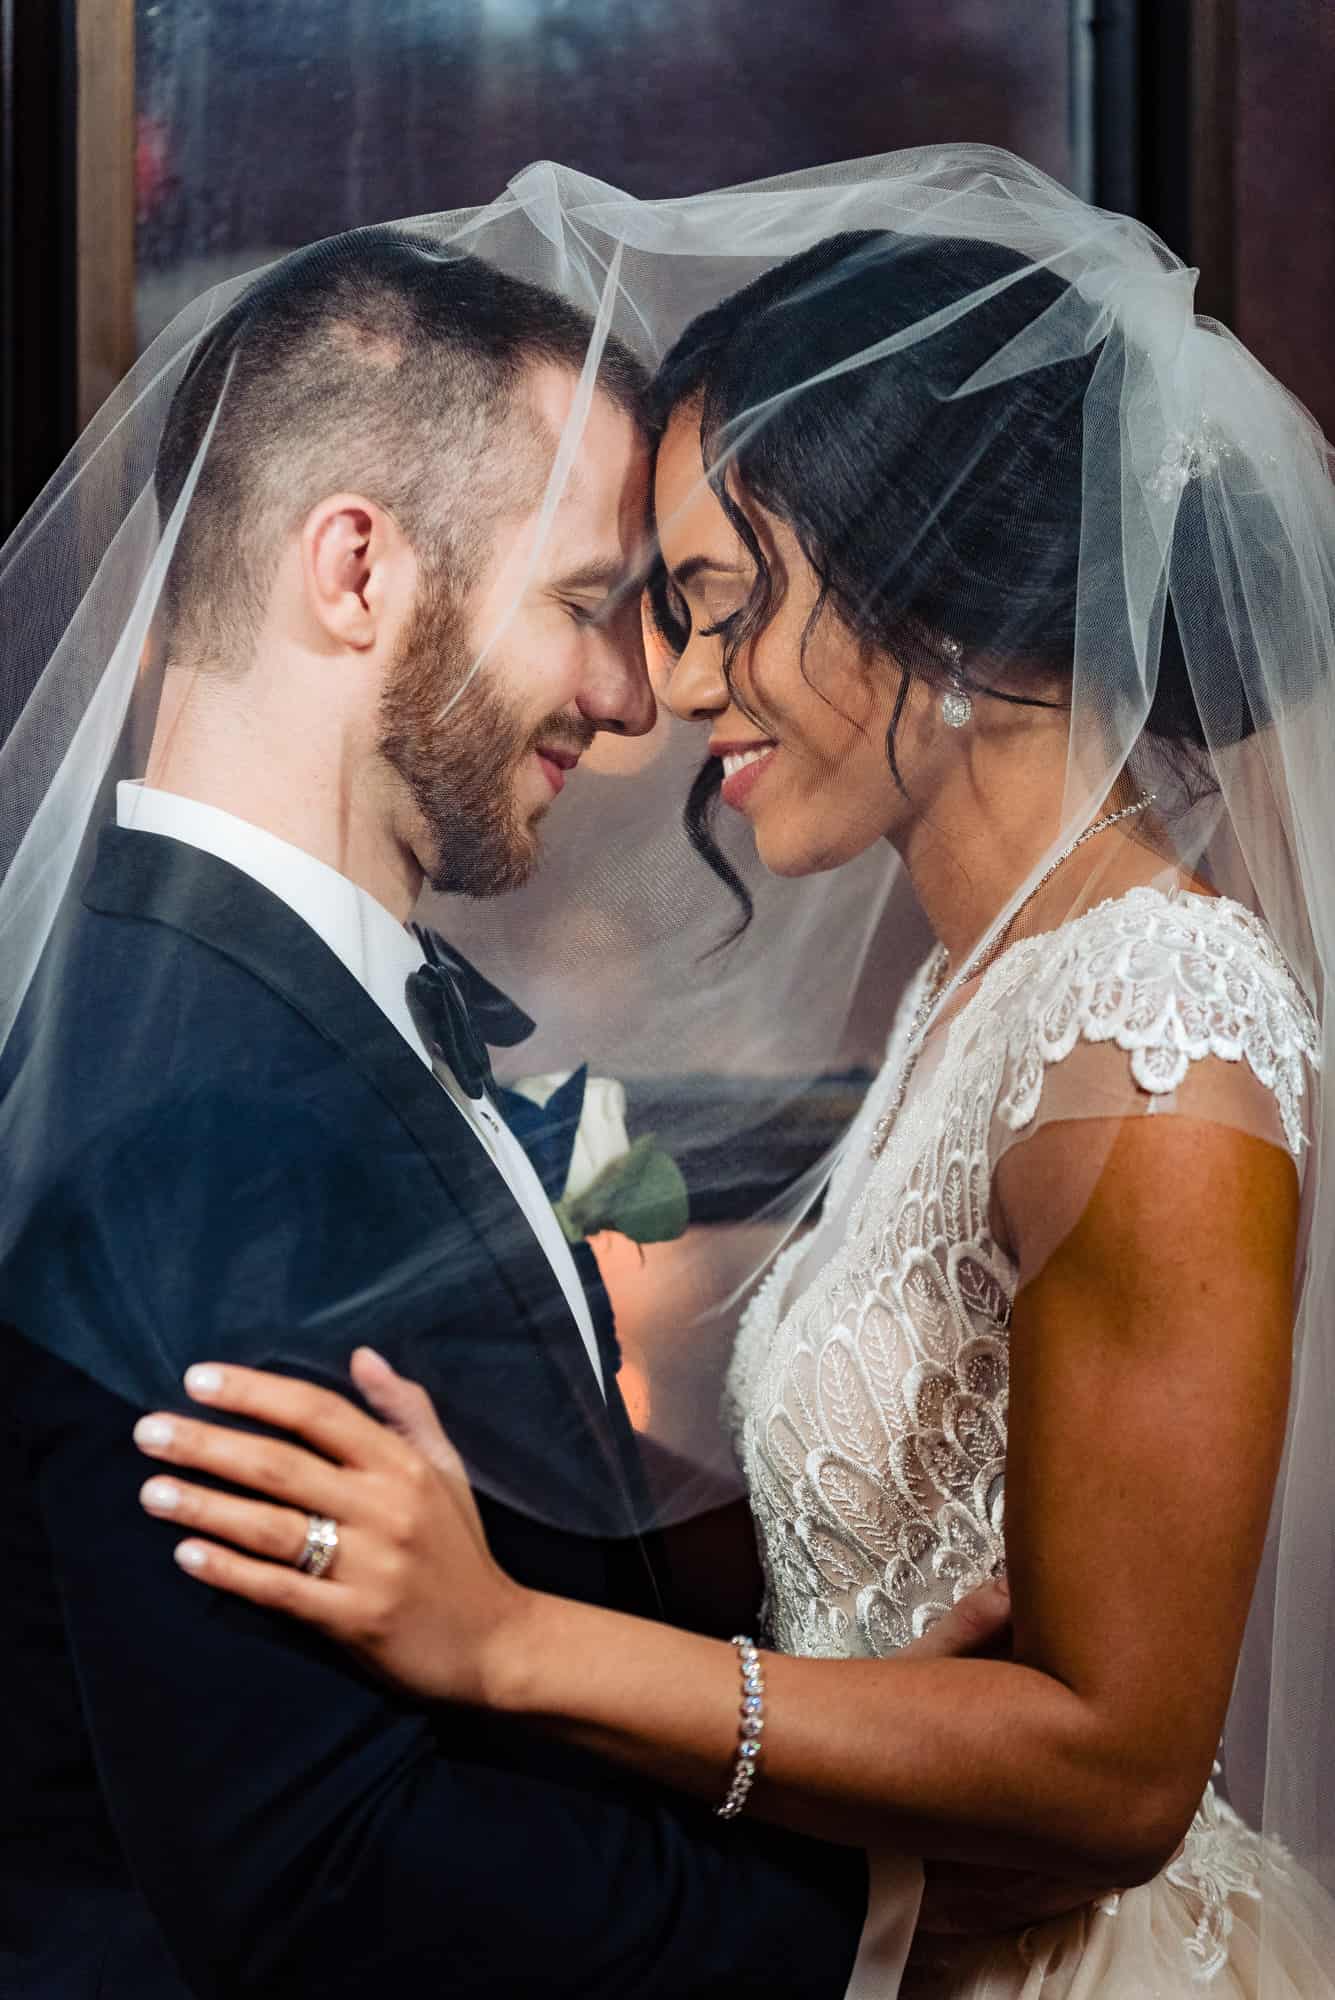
[977,884,1320,1159]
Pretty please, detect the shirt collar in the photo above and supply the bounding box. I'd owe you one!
[115,782,431,1067]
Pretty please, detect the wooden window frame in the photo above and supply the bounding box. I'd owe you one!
[76,0,135,427]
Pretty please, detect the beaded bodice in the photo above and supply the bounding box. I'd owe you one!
[728,886,1317,1666]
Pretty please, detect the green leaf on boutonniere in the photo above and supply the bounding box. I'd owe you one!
[554,1134,690,1246]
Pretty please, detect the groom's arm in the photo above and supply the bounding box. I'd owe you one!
[17,1333,868,2000]
[5,1054,871,2000]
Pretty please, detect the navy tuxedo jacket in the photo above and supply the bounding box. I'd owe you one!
[0,828,866,1999]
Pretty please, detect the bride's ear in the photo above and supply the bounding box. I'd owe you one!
[300,493,413,654]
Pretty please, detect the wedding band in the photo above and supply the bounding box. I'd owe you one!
[296,1514,339,1579]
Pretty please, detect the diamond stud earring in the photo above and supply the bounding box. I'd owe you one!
[939,635,972,729]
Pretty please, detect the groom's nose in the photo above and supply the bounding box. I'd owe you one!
[576,627,657,738]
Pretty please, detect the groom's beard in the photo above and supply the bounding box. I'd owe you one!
[377,572,574,900]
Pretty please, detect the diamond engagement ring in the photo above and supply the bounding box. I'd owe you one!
[296,1515,339,1578]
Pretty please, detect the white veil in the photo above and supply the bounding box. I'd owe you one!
[2,147,1332,1978]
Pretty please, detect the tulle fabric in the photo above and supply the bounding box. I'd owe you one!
[1,146,1333,1993]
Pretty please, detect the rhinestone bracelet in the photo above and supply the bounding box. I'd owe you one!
[716,1635,766,1819]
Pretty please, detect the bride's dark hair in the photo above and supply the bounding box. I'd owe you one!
[645,229,1231,925]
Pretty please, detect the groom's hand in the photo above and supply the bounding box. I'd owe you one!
[914,1857,1114,1940]
[901,1577,1012,1662]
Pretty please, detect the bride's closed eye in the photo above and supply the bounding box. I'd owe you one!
[560,597,609,627]
[691,586,750,641]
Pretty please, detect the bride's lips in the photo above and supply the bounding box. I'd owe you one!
[534,745,582,796]
[715,739,779,813]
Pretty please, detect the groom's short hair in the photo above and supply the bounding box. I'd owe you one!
[155,227,647,667]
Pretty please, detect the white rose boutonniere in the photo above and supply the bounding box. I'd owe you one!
[505,1069,689,1246]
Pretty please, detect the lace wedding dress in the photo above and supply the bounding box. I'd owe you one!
[727,886,1335,1996]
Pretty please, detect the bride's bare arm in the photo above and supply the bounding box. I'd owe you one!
[467,1116,1295,1881]
[135,1115,1295,1886]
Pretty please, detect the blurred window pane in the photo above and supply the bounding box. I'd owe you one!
[135,0,1072,348]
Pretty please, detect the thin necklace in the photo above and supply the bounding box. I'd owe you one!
[869,792,1157,1159]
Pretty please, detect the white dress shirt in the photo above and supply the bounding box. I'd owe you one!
[116,782,605,1395]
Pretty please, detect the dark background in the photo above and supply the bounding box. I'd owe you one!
[5,1,1331,541]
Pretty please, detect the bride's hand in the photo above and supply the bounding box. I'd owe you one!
[136,1352,1014,1718]
[134,1350,528,1707]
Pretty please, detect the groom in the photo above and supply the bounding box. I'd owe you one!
[1,232,987,1998]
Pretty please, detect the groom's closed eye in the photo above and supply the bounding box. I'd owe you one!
[548,563,642,633]
[560,598,609,627]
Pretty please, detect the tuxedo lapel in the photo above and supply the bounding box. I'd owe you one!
[83,827,630,1495]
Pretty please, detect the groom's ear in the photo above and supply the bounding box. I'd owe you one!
[300,493,412,653]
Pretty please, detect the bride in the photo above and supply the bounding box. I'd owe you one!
[127,170,1335,1992]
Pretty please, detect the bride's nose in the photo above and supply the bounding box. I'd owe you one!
[662,636,728,723]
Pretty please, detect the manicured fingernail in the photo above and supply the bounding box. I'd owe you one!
[135,1416,175,1451]
[174,1542,209,1573]
[185,1364,224,1397]
[141,1477,181,1514]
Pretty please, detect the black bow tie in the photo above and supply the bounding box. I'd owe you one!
[405,926,536,1100]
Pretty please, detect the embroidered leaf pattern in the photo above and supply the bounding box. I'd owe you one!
[900,1253,958,1366]
[797,1516,876,1594]
[817,1336,885,1469]
[954,1252,1010,1332]
[859,1585,912,1655]
[942,1156,966,1240]
[958,1334,1008,1401]
[857,1297,906,1421]
[812,1453,904,1567]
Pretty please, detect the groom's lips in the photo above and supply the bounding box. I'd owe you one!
[534,745,582,796]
